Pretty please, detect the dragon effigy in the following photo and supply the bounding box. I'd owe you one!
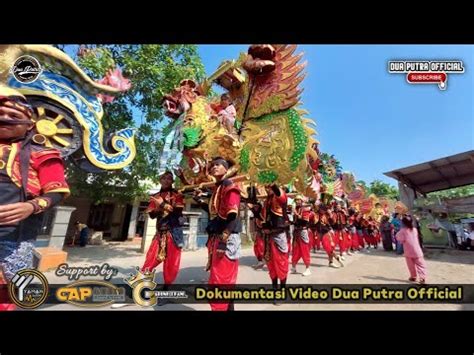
[159,44,321,198]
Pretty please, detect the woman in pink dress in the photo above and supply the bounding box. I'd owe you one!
[396,215,427,284]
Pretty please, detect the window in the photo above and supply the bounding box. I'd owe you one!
[88,204,114,230]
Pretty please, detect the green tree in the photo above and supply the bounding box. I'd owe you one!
[428,184,474,199]
[368,179,399,199]
[63,45,206,203]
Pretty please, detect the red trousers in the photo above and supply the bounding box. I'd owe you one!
[267,238,289,281]
[208,237,239,311]
[351,232,360,249]
[335,230,345,253]
[358,232,365,248]
[322,233,336,256]
[142,232,182,285]
[292,233,311,268]
[366,234,377,246]
[253,231,265,262]
[309,229,321,250]
[364,233,372,246]
[343,231,352,251]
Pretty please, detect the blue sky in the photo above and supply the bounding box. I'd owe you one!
[198,45,474,186]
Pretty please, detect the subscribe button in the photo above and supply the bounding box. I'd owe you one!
[407,72,447,84]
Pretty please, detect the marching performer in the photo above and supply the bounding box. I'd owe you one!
[291,195,312,276]
[348,209,361,252]
[309,203,321,252]
[249,201,265,270]
[367,217,379,249]
[330,202,349,259]
[194,157,242,311]
[361,215,372,250]
[320,204,344,268]
[141,171,185,304]
[261,183,289,304]
[0,88,70,310]
[355,212,366,250]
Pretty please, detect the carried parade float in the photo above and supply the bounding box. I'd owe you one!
[156,44,400,217]
[0,43,403,237]
[0,44,401,220]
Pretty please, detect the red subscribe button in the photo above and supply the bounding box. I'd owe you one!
[407,72,447,83]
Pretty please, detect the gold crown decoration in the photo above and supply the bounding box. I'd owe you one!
[124,267,155,287]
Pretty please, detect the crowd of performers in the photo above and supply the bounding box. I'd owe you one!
[140,155,415,311]
[249,192,385,276]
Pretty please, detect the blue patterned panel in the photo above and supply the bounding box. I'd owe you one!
[8,72,136,170]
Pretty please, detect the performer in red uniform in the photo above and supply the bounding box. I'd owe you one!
[355,213,366,250]
[331,203,349,260]
[348,209,360,252]
[309,204,321,252]
[249,201,265,270]
[320,205,344,268]
[341,206,353,256]
[141,171,185,305]
[261,183,289,305]
[0,90,70,311]
[367,217,379,248]
[194,157,241,311]
[361,216,372,249]
[291,195,312,276]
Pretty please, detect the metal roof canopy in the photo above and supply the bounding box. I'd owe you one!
[384,150,474,195]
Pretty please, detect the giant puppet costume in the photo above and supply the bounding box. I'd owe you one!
[158,44,320,202]
[157,45,326,309]
[0,45,135,311]
[142,171,185,290]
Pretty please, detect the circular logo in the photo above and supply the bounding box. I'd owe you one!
[10,55,43,83]
[8,269,49,309]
